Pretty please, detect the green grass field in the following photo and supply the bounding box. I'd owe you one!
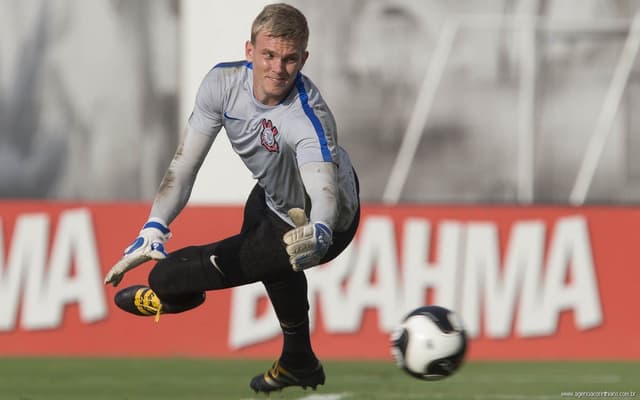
[0,358,637,400]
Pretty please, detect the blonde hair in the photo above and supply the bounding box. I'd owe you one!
[251,3,309,49]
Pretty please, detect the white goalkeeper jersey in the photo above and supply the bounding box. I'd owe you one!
[188,61,359,232]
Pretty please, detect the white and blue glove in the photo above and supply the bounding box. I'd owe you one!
[104,220,171,287]
[283,208,333,272]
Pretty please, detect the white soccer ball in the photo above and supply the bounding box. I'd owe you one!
[390,305,467,380]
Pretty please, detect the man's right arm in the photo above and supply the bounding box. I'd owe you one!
[103,126,214,286]
[148,126,215,225]
[105,67,224,286]
[149,65,226,223]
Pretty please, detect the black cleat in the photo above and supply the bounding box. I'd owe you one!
[114,285,163,321]
[114,285,205,321]
[249,359,325,393]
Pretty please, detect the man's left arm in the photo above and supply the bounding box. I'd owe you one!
[283,162,338,271]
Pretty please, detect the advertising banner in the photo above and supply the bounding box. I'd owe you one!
[0,202,638,360]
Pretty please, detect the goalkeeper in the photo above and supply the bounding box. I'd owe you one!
[103,2,360,395]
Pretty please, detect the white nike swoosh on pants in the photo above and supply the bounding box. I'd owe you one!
[210,255,224,276]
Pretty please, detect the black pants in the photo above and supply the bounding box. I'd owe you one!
[148,180,360,324]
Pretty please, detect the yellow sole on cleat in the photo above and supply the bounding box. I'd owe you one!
[134,287,163,321]
[115,285,163,320]
[249,360,325,393]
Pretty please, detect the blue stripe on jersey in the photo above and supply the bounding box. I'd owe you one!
[295,75,333,162]
[213,60,248,69]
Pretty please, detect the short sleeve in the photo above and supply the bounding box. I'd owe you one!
[293,105,339,167]
[188,68,224,137]
[291,77,339,167]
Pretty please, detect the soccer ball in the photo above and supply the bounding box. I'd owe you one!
[390,305,467,380]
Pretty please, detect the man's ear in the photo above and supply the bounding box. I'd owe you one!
[301,50,309,68]
[245,40,254,62]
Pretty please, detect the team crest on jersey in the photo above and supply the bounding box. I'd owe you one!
[260,119,279,152]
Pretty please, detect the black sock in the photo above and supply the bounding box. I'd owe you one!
[155,292,205,313]
[279,319,318,370]
[262,274,317,369]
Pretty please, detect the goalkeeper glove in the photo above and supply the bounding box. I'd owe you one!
[104,220,171,287]
[283,208,333,272]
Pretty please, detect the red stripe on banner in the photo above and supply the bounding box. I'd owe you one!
[0,202,639,360]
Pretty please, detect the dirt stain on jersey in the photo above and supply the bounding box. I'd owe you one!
[158,142,184,195]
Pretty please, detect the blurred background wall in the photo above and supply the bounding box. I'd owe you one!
[0,0,179,200]
[292,0,640,204]
[2,0,640,205]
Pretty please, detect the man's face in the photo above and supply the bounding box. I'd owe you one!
[246,31,308,106]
